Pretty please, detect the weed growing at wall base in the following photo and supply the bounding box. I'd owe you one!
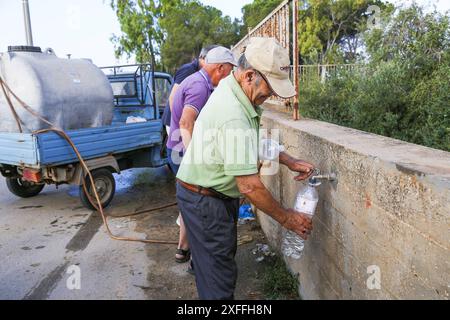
[263,255,300,300]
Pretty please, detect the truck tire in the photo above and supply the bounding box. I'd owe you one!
[6,178,45,198]
[80,168,116,210]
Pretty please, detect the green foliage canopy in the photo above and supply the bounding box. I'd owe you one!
[298,0,391,64]
[110,0,240,71]
[240,0,392,64]
[300,4,450,151]
[240,0,284,36]
[158,1,240,71]
[110,0,162,64]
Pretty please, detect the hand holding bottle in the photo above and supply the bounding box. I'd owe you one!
[282,177,321,259]
[283,208,313,240]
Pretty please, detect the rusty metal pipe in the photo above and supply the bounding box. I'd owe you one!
[292,0,299,120]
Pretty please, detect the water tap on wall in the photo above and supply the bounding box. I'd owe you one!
[311,169,337,182]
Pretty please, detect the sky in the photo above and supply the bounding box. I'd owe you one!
[0,0,448,67]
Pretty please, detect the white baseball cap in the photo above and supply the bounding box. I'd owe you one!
[205,46,238,66]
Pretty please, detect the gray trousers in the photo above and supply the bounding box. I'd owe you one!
[176,182,240,300]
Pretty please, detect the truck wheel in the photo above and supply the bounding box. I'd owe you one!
[80,168,116,210]
[6,178,45,198]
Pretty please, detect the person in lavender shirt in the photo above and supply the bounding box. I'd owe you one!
[167,46,238,268]
[161,45,218,136]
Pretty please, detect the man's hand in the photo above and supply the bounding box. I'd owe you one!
[279,152,315,181]
[235,174,313,240]
[288,159,315,181]
[282,209,313,240]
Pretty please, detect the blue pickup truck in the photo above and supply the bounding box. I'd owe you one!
[0,64,173,209]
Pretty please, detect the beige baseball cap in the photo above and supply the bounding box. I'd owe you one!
[244,37,296,99]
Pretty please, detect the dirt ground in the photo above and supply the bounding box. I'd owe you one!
[0,166,276,300]
[116,167,271,300]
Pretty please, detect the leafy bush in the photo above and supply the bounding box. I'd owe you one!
[299,5,450,152]
[408,64,450,150]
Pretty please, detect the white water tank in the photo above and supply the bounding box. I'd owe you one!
[0,46,114,133]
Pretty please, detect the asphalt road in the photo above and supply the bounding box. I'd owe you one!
[0,167,188,300]
[0,167,267,300]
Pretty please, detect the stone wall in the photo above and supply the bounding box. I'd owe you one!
[256,105,450,300]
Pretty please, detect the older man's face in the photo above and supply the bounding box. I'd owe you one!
[252,72,274,106]
[236,69,275,107]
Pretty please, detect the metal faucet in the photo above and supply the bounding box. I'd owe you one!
[311,168,337,182]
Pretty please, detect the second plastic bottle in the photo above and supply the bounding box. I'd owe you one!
[282,177,321,259]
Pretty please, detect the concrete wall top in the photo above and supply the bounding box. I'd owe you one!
[262,105,450,182]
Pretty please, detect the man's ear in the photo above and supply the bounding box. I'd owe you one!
[244,70,256,84]
[218,64,225,73]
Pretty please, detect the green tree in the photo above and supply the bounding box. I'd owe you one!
[240,0,284,36]
[298,0,392,64]
[363,4,450,150]
[110,0,162,63]
[364,4,450,74]
[159,1,240,71]
[300,4,450,151]
[110,0,240,71]
[239,0,391,64]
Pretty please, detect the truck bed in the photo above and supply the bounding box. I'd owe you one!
[0,121,163,168]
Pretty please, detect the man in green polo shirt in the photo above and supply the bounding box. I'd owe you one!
[176,37,315,300]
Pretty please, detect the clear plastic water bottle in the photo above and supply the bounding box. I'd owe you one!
[282,177,321,259]
[259,139,285,161]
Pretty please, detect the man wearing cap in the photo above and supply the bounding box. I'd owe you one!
[176,37,315,300]
[167,46,237,266]
[161,45,218,136]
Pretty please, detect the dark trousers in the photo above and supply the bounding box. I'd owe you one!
[176,182,240,300]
